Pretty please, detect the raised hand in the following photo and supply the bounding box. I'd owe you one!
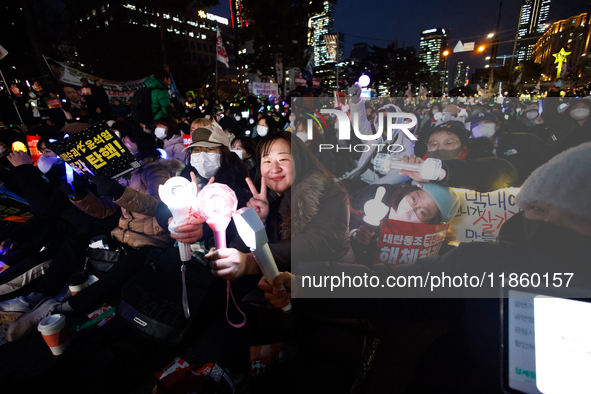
[245,176,269,224]
[7,151,32,167]
[352,225,375,246]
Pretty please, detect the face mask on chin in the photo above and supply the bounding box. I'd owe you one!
[428,147,463,160]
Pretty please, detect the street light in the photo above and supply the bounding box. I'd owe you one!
[442,50,450,57]
[487,33,495,38]
[477,46,485,52]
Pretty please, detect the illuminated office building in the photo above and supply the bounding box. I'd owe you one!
[516,0,551,62]
[453,60,469,87]
[309,1,334,66]
[230,0,249,29]
[419,28,449,92]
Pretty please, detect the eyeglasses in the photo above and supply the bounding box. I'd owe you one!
[427,140,460,151]
[190,146,221,154]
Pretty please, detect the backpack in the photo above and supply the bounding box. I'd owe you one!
[116,247,213,346]
[130,86,154,124]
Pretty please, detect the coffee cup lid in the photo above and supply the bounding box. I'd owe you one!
[38,314,65,332]
[67,271,89,287]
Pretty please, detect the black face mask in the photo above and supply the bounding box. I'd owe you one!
[427,147,463,160]
[521,218,591,279]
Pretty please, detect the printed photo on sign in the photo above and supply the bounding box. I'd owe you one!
[48,124,140,179]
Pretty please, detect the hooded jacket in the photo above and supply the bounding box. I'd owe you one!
[144,76,172,121]
[72,158,183,248]
[163,134,187,163]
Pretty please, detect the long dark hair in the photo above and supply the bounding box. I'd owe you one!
[231,136,257,158]
[117,120,159,161]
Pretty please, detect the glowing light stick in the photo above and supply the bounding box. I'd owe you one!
[374,157,442,181]
[358,74,370,88]
[194,183,238,249]
[11,141,27,152]
[363,187,389,226]
[157,148,167,159]
[65,163,74,185]
[233,207,292,312]
[159,177,198,262]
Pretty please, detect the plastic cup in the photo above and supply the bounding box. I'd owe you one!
[67,271,89,296]
[38,314,68,356]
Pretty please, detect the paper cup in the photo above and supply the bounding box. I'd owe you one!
[38,314,68,356]
[67,271,89,296]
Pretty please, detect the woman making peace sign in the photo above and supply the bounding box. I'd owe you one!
[207,131,355,280]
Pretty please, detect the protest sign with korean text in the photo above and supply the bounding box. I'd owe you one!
[374,219,450,266]
[448,187,521,243]
[48,124,140,179]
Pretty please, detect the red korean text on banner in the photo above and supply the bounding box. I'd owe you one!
[374,219,450,266]
[26,135,41,164]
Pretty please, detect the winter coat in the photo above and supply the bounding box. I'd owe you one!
[435,155,518,192]
[265,170,355,271]
[163,134,187,163]
[346,99,415,185]
[144,76,172,121]
[547,106,591,154]
[469,131,552,186]
[72,158,183,248]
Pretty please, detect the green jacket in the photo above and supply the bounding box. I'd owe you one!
[144,76,171,120]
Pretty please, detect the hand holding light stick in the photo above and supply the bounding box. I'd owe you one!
[159,177,198,261]
[233,207,292,312]
[374,157,442,181]
[194,183,238,249]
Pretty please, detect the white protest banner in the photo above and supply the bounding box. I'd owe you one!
[448,187,521,243]
[44,56,147,100]
[250,82,279,96]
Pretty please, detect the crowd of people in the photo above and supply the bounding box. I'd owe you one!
[0,69,590,393]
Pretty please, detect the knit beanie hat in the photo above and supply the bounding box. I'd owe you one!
[412,180,460,223]
[517,142,591,218]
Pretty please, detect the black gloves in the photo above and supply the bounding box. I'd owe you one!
[89,176,125,200]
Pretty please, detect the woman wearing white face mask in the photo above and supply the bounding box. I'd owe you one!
[153,118,186,163]
[348,181,459,262]
[549,99,591,154]
[252,115,278,144]
[154,124,251,256]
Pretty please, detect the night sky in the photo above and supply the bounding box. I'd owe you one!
[210,0,591,73]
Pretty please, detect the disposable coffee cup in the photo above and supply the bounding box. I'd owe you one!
[67,271,89,296]
[38,314,68,356]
